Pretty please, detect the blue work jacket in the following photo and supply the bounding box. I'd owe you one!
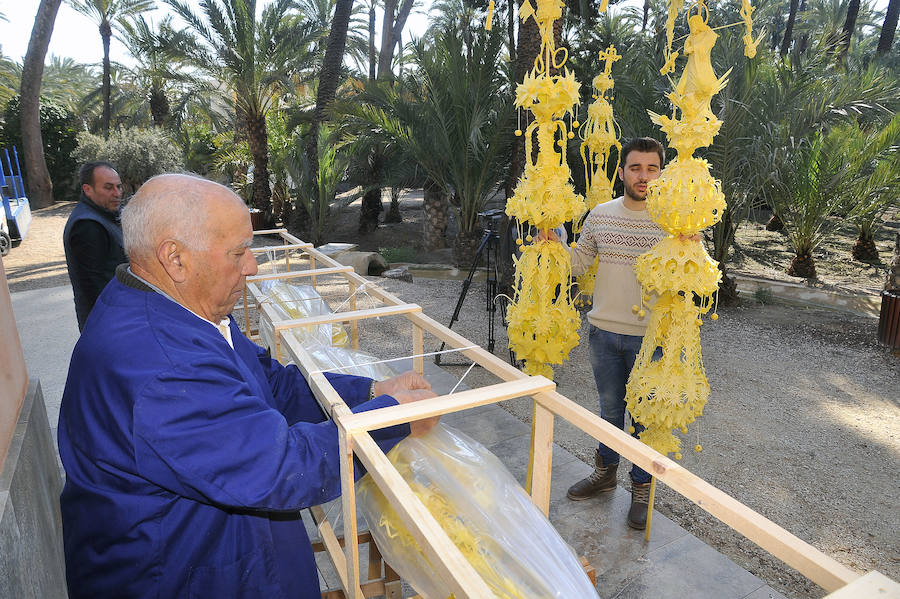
[58,269,409,598]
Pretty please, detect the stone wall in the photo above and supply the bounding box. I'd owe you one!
[0,380,67,598]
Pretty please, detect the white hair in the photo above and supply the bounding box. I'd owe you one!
[121,174,225,262]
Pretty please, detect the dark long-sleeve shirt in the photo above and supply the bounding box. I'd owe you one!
[63,195,127,331]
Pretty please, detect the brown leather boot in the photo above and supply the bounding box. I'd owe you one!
[627,480,651,529]
[566,451,618,501]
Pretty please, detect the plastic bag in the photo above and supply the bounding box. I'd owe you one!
[257,280,349,353]
[356,424,599,599]
[307,345,396,381]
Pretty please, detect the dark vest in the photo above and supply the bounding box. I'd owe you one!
[63,196,127,329]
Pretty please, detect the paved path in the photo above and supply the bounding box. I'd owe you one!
[11,283,786,599]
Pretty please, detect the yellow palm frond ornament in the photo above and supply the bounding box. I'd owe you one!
[506,0,585,378]
[574,45,622,307]
[625,0,756,458]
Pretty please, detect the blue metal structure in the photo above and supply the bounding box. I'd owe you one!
[0,146,32,256]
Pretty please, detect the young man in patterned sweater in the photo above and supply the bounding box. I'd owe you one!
[544,137,667,529]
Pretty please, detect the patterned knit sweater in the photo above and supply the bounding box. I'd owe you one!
[570,197,665,336]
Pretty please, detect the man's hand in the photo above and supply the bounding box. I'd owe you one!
[373,371,438,437]
[390,388,440,437]
[534,229,560,243]
[373,371,431,397]
[678,233,702,242]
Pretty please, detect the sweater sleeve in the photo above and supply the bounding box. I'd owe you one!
[132,355,409,511]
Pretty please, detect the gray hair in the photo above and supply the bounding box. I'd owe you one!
[121,174,217,261]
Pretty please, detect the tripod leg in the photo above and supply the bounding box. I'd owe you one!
[436,231,492,365]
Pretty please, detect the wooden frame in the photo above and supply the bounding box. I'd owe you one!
[243,230,896,599]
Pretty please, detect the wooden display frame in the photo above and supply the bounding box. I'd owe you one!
[243,229,896,599]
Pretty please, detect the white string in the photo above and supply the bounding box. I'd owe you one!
[307,345,480,376]
[331,281,376,314]
[449,361,477,394]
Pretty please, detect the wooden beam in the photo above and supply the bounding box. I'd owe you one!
[534,390,860,592]
[530,401,555,516]
[248,265,354,283]
[250,243,312,254]
[352,432,496,598]
[272,304,422,332]
[339,422,363,599]
[823,571,900,598]
[252,228,287,236]
[339,377,554,434]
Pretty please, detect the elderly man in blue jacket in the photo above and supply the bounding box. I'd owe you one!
[57,173,438,598]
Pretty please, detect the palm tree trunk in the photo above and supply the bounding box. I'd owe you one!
[307,0,354,191]
[838,0,861,57]
[20,0,61,210]
[507,0,516,65]
[368,1,376,81]
[780,0,799,57]
[359,153,383,233]
[149,87,169,127]
[101,20,112,138]
[423,179,448,250]
[642,0,650,31]
[246,112,272,211]
[877,0,899,54]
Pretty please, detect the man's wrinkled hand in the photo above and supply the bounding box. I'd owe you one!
[391,388,440,437]
[373,371,431,397]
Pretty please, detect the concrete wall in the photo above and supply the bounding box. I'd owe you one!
[0,380,67,598]
[0,256,27,465]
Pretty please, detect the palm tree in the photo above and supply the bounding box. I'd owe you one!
[21,0,64,209]
[168,0,318,211]
[836,115,900,262]
[877,0,899,54]
[348,27,513,264]
[69,0,154,139]
[118,15,196,127]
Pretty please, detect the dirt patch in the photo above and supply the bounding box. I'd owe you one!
[4,192,899,598]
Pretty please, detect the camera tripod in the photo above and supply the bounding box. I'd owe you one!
[435,214,516,366]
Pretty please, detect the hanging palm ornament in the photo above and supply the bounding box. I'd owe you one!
[505,0,585,379]
[624,0,758,458]
[573,45,622,307]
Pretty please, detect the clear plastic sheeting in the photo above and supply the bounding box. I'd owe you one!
[307,345,395,381]
[356,425,600,599]
[257,280,350,353]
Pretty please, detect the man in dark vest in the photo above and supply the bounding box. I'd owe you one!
[63,162,127,331]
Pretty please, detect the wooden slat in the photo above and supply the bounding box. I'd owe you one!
[272,304,421,332]
[339,377,554,434]
[248,265,354,283]
[251,242,312,254]
[252,228,287,236]
[534,390,860,592]
[530,401,554,516]
[338,423,363,599]
[823,571,900,598]
[352,433,495,599]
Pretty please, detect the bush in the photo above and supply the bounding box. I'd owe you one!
[0,95,80,201]
[73,128,183,195]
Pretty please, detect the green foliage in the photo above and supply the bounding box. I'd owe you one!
[345,25,513,238]
[287,124,350,245]
[379,246,422,264]
[0,95,80,201]
[833,115,900,243]
[766,131,850,262]
[73,128,184,194]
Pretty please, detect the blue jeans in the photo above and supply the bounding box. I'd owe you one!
[589,326,653,484]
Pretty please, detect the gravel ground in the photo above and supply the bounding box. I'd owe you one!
[5,199,899,598]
